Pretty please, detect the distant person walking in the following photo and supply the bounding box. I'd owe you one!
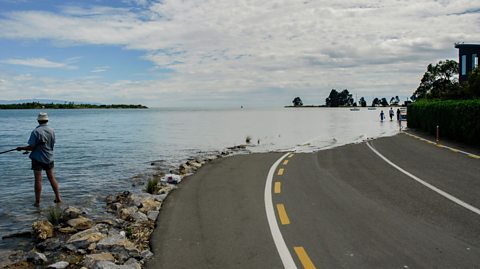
[396,108,401,121]
[380,110,385,122]
[17,112,61,207]
[389,107,394,121]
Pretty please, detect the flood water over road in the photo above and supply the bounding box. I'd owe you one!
[0,107,399,251]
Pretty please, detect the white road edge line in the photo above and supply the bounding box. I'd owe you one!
[265,152,297,269]
[366,141,480,216]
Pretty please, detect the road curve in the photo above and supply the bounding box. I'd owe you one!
[147,134,480,268]
[146,153,285,269]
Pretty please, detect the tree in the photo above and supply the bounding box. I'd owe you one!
[371,98,380,107]
[467,67,480,98]
[359,97,367,107]
[380,98,388,107]
[326,89,339,107]
[389,96,400,105]
[413,60,460,99]
[325,89,354,107]
[292,97,303,106]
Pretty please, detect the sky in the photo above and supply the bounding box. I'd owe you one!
[0,0,479,107]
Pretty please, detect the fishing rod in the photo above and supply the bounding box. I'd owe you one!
[0,148,17,154]
[0,148,29,155]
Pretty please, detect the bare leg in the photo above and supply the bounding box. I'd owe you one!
[33,170,42,207]
[46,169,62,203]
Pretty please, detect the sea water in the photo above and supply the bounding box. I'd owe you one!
[0,107,400,251]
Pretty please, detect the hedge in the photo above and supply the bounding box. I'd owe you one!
[407,99,480,146]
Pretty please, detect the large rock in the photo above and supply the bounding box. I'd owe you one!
[27,250,48,265]
[132,212,148,222]
[97,234,135,250]
[63,206,83,220]
[97,234,140,261]
[83,252,115,268]
[36,237,62,251]
[179,163,193,175]
[67,216,94,230]
[47,261,69,269]
[188,161,202,168]
[141,250,154,260]
[93,258,141,269]
[118,206,138,221]
[147,210,159,221]
[138,199,161,214]
[67,228,106,249]
[32,220,54,241]
[128,193,151,207]
[58,226,77,234]
[124,258,141,269]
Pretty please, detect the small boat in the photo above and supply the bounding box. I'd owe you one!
[350,108,360,111]
[368,107,377,110]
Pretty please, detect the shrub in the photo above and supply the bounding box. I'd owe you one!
[245,136,252,144]
[125,226,133,238]
[407,99,480,145]
[145,178,159,194]
[47,206,62,226]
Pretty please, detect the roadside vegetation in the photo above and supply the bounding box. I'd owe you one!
[0,102,148,109]
[408,60,480,145]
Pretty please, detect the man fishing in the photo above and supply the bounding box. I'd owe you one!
[16,112,62,207]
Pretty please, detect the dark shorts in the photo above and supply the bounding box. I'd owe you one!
[31,160,54,171]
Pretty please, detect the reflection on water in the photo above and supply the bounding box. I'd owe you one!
[0,107,399,249]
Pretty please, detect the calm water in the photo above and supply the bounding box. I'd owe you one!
[0,107,399,250]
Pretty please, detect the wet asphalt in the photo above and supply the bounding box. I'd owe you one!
[146,133,480,268]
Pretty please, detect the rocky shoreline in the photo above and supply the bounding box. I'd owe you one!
[1,145,251,269]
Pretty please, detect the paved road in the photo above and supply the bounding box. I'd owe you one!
[147,133,480,268]
[146,153,285,268]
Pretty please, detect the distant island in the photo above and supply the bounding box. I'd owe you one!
[0,102,148,109]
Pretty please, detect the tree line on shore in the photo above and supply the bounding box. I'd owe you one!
[291,90,402,107]
[0,102,148,109]
[288,57,479,146]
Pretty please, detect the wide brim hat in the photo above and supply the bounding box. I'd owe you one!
[37,112,49,121]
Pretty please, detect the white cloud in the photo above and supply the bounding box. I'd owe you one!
[1,58,76,69]
[0,0,479,105]
[91,66,110,73]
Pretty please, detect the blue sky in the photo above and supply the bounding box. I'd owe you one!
[0,0,479,107]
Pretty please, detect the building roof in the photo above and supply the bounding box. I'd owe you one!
[454,43,480,49]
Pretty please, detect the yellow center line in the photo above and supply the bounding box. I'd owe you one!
[278,168,284,176]
[276,203,290,225]
[274,182,282,194]
[283,159,289,165]
[294,247,316,269]
[405,131,479,159]
[288,153,294,158]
